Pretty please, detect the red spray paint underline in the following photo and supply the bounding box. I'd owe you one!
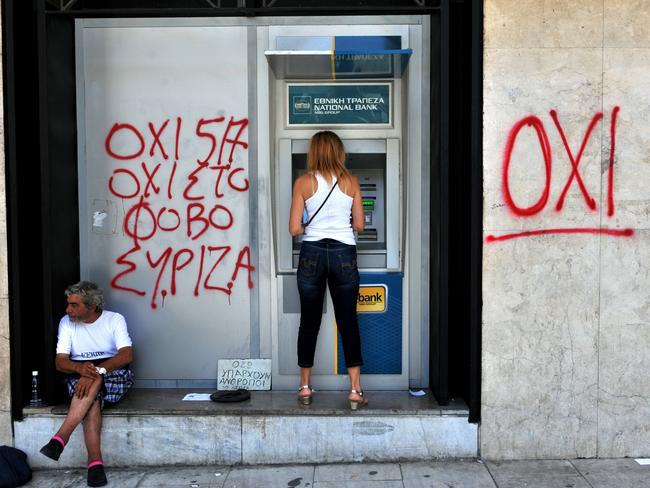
[485,227,634,243]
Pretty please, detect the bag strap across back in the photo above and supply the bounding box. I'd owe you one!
[302,173,342,228]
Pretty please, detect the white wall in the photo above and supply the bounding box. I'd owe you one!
[482,0,650,459]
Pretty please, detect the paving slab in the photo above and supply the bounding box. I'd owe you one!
[24,468,85,488]
[139,465,228,487]
[401,460,496,488]
[25,459,647,488]
[94,468,148,487]
[485,460,589,488]
[491,478,591,488]
[486,460,581,479]
[315,463,402,481]
[571,458,650,488]
[313,482,404,488]
[223,464,315,488]
[24,467,147,488]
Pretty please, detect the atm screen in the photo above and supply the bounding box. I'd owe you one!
[291,152,386,253]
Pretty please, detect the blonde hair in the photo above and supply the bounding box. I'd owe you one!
[307,131,350,181]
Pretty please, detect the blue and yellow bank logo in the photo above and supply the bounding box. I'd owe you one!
[357,285,387,313]
[292,96,312,114]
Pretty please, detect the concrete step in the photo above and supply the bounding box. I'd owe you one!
[14,389,477,468]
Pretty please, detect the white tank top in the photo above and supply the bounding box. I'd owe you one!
[303,172,356,245]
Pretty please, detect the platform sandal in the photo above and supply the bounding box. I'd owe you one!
[297,385,313,405]
[349,389,368,410]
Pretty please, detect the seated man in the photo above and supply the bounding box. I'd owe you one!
[39,281,133,487]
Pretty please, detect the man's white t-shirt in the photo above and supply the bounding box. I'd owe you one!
[56,310,132,361]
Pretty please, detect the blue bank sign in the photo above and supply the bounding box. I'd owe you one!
[287,83,391,126]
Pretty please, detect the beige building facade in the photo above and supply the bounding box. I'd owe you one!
[1,0,649,460]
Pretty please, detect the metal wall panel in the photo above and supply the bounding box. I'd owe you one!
[76,20,252,384]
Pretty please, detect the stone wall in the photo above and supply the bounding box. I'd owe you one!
[0,1,13,445]
[482,0,650,459]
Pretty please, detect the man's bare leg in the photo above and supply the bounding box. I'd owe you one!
[40,376,104,462]
[54,376,103,444]
[82,398,103,463]
[83,397,108,486]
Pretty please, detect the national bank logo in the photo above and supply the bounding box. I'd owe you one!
[292,96,312,114]
[357,285,387,313]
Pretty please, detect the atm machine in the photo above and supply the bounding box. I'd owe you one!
[275,138,404,390]
[283,139,399,270]
[266,24,427,391]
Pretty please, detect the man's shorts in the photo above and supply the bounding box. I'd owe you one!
[65,369,134,409]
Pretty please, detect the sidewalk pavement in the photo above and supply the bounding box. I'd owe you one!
[25,458,649,487]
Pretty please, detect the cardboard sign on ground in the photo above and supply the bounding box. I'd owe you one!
[217,359,272,390]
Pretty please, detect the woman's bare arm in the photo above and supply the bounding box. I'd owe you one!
[350,176,365,233]
[289,175,308,236]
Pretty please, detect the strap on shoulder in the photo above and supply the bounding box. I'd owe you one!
[303,174,341,228]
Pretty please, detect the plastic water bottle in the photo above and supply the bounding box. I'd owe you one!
[30,370,43,407]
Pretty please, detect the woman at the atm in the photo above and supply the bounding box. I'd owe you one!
[289,130,367,410]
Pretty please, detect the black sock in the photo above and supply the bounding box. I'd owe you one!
[39,438,64,461]
[87,462,107,487]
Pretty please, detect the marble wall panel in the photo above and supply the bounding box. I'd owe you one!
[0,166,6,246]
[597,230,650,457]
[15,415,242,468]
[0,17,8,448]
[242,416,354,464]
[0,43,4,238]
[419,417,477,459]
[0,299,8,359]
[485,0,603,49]
[0,359,9,413]
[481,235,600,459]
[483,0,650,460]
[0,410,11,446]
[0,296,9,445]
[601,48,650,229]
[241,416,476,464]
[0,236,7,300]
[604,0,650,48]
[484,48,603,233]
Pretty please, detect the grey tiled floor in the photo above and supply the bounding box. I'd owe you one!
[25,459,650,487]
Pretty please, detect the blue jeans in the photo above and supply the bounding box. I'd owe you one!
[297,238,363,368]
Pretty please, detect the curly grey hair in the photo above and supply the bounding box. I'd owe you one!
[65,281,105,312]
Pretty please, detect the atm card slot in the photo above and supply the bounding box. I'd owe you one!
[358,228,378,241]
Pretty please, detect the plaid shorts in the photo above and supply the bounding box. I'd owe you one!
[65,369,134,409]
